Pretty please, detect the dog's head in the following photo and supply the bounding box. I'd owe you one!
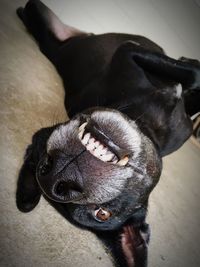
[18,107,161,231]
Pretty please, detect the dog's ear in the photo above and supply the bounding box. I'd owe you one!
[16,126,56,212]
[97,222,150,267]
[113,41,200,91]
[108,41,200,156]
[16,144,41,212]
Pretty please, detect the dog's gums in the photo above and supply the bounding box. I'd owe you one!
[78,122,129,166]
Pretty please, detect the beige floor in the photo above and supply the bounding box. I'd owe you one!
[0,0,200,267]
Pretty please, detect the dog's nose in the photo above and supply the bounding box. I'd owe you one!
[37,153,84,203]
[54,180,84,202]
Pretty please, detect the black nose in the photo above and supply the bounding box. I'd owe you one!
[37,153,84,203]
[55,180,84,202]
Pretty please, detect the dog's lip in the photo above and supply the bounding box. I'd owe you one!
[84,120,131,160]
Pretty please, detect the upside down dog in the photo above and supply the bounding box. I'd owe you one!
[16,1,200,266]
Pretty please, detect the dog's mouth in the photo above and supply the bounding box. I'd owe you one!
[78,120,130,166]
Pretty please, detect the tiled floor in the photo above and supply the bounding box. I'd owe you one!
[0,0,199,266]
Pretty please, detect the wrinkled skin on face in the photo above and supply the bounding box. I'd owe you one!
[34,108,162,230]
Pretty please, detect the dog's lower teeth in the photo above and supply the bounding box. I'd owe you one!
[82,132,91,145]
[87,142,95,151]
[94,140,100,148]
[117,156,129,166]
[95,144,105,154]
[79,122,87,132]
[78,122,87,140]
[101,153,114,162]
[78,122,129,165]
[78,122,117,163]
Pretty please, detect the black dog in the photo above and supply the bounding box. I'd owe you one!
[16,1,200,266]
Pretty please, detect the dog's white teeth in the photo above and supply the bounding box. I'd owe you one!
[103,147,109,154]
[94,140,100,148]
[95,144,105,154]
[101,153,115,162]
[89,137,95,144]
[86,137,96,151]
[117,156,129,166]
[78,122,128,165]
[82,132,91,145]
[78,122,87,140]
[84,134,116,162]
[79,122,87,132]
[91,149,102,158]
[95,146,106,156]
[78,131,83,140]
[93,146,102,156]
[98,144,104,151]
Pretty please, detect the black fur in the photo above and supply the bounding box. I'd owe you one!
[16,1,200,266]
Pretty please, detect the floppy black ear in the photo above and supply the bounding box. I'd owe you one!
[16,144,41,212]
[108,41,199,156]
[16,126,57,212]
[114,41,200,91]
[97,222,150,267]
